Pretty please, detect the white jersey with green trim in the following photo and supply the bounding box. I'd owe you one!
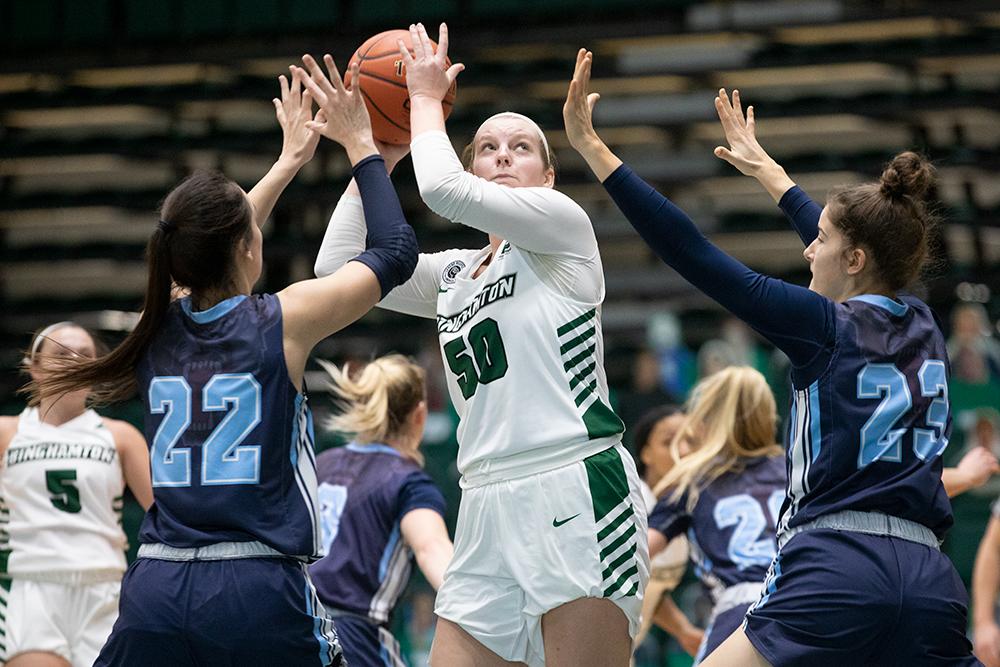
[0,408,127,578]
[436,241,624,484]
[315,129,625,484]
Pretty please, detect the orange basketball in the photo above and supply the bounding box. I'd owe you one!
[345,29,458,145]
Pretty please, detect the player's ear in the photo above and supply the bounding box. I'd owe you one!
[542,166,555,189]
[844,245,867,276]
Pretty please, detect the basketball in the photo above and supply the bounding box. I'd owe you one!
[345,29,458,145]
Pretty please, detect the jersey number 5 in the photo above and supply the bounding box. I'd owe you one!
[856,360,949,468]
[149,373,262,488]
[443,318,509,399]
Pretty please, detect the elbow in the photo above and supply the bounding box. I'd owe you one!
[417,173,465,220]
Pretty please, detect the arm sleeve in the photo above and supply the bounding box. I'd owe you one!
[410,131,598,259]
[778,185,823,247]
[603,164,836,369]
[313,193,459,320]
[397,473,447,519]
[648,496,692,541]
[349,155,419,298]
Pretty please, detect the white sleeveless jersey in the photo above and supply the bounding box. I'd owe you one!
[0,407,127,577]
[436,242,624,485]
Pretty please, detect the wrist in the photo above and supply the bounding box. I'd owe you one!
[409,93,445,106]
[345,139,379,166]
[274,154,306,173]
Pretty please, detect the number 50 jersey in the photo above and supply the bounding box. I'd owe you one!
[136,294,322,560]
[435,242,624,485]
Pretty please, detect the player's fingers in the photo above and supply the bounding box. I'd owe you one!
[290,67,303,105]
[417,23,433,57]
[272,97,283,121]
[445,62,465,85]
[714,146,739,165]
[297,69,329,107]
[301,54,337,98]
[732,89,746,128]
[397,39,414,66]
[746,106,756,136]
[409,24,426,60]
[581,51,594,88]
[345,62,361,92]
[300,89,313,114]
[436,23,450,63]
[278,74,290,102]
[587,92,600,113]
[324,54,347,94]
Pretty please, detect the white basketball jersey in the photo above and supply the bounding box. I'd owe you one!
[0,407,127,577]
[436,242,624,485]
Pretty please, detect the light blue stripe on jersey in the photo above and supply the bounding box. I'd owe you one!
[379,524,401,581]
[301,567,333,665]
[848,294,909,317]
[346,443,402,457]
[180,294,248,323]
[290,393,322,556]
[809,381,822,463]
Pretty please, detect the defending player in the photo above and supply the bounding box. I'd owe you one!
[30,61,418,666]
[0,323,152,667]
[310,354,453,666]
[630,406,702,657]
[565,48,980,665]
[646,367,784,665]
[310,23,648,667]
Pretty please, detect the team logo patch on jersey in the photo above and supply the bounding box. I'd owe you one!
[442,260,466,285]
[437,274,517,333]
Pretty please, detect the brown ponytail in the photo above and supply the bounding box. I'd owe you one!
[27,171,252,405]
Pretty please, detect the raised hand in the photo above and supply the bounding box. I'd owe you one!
[562,48,621,182]
[714,88,794,201]
[273,67,321,167]
[563,48,602,153]
[296,54,376,164]
[397,22,464,103]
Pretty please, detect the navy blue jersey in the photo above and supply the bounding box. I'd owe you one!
[603,169,954,541]
[136,294,322,559]
[648,455,785,595]
[309,443,446,624]
[779,295,953,538]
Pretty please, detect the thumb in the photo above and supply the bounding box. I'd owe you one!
[587,92,601,112]
[714,146,738,164]
[446,62,465,84]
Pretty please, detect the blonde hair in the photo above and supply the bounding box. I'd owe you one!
[653,366,782,510]
[319,354,426,464]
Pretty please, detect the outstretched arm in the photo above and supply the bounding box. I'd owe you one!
[247,68,322,229]
[974,515,1000,667]
[565,51,834,369]
[713,88,821,245]
[943,447,1000,498]
[401,508,454,590]
[402,24,597,258]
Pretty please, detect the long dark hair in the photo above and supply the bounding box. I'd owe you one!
[826,151,937,291]
[28,171,253,405]
[632,405,682,480]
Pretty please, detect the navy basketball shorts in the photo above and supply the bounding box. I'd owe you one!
[95,557,342,666]
[743,529,980,666]
[333,615,405,667]
[694,602,752,665]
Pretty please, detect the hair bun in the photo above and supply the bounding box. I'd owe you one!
[880,151,934,200]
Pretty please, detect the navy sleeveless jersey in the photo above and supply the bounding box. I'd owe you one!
[309,443,446,624]
[648,455,785,595]
[779,295,953,539]
[136,294,322,559]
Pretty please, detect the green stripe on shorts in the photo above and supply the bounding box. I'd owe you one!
[584,447,629,523]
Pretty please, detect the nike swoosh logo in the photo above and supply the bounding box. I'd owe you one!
[552,513,581,528]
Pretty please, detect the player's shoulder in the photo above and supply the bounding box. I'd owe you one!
[101,417,145,448]
[0,415,19,450]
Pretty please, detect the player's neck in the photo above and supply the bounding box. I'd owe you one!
[383,433,418,461]
[36,394,87,427]
[190,285,245,312]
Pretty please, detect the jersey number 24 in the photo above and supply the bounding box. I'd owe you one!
[148,374,261,488]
